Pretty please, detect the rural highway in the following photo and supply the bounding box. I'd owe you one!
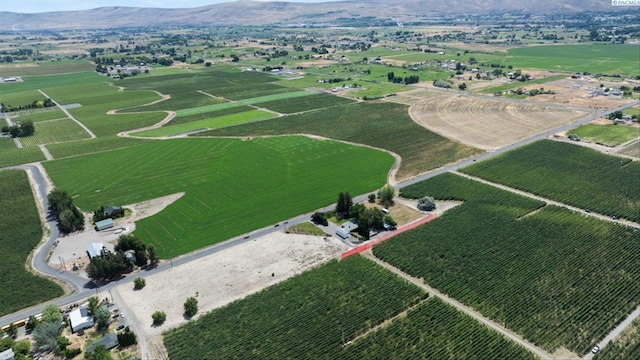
[0,98,637,357]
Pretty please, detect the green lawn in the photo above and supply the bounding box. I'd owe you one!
[44,137,394,258]
[0,170,64,317]
[133,110,276,137]
[19,119,92,147]
[570,124,639,146]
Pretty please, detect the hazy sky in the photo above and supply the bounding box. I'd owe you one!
[1,0,343,14]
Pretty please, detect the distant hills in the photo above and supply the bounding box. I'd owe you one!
[0,0,617,31]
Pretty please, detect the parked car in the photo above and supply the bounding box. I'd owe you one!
[591,345,600,354]
[116,324,126,332]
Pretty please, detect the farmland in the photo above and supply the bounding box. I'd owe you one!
[460,140,640,222]
[12,109,67,122]
[43,137,394,258]
[346,298,536,360]
[0,60,94,76]
[505,44,640,76]
[0,147,46,168]
[375,172,640,355]
[0,72,104,96]
[595,318,640,360]
[479,74,567,94]
[45,136,153,159]
[19,118,92,147]
[166,106,253,126]
[134,109,276,137]
[256,93,355,114]
[409,93,586,149]
[164,255,428,359]
[0,170,64,317]
[569,124,640,146]
[200,102,480,180]
[125,91,224,112]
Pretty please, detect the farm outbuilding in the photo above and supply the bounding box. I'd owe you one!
[87,243,104,259]
[104,205,122,217]
[0,348,14,360]
[86,333,119,353]
[69,306,94,333]
[95,218,114,231]
[336,221,358,239]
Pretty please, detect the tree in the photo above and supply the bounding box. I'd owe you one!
[85,345,114,360]
[93,306,111,329]
[56,336,71,353]
[184,297,198,318]
[86,251,130,282]
[12,339,30,356]
[458,83,467,90]
[368,194,376,203]
[5,323,17,338]
[42,304,62,324]
[117,327,137,347]
[0,338,13,352]
[33,321,62,353]
[335,192,353,218]
[417,196,436,211]
[311,212,328,226]
[147,244,158,265]
[349,203,366,220]
[25,315,38,332]
[356,208,386,240]
[134,277,146,290]
[20,121,34,136]
[48,189,84,234]
[377,184,395,207]
[152,311,166,326]
[116,234,148,267]
[385,215,397,229]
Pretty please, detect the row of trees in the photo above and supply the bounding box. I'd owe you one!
[387,72,420,85]
[0,98,54,113]
[48,189,85,234]
[1,120,34,138]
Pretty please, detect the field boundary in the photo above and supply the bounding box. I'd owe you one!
[342,212,437,258]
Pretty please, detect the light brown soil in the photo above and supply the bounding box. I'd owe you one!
[119,192,184,225]
[113,232,347,338]
[409,93,586,149]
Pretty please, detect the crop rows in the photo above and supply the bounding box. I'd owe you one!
[19,119,92,147]
[168,105,253,126]
[44,137,393,258]
[126,91,224,112]
[46,136,153,159]
[0,147,45,168]
[594,317,640,360]
[0,170,63,317]
[376,172,640,355]
[203,81,297,100]
[164,255,427,360]
[257,93,354,114]
[200,101,480,180]
[344,298,536,360]
[120,70,276,94]
[461,140,640,222]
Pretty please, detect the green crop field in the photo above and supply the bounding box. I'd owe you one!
[0,89,47,108]
[0,72,105,96]
[134,109,276,137]
[168,106,254,126]
[43,82,166,137]
[594,317,640,360]
[200,102,480,180]
[0,61,94,77]
[0,137,17,150]
[0,170,64,317]
[460,140,640,222]
[44,137,394,258]
[203,81,298,100]
[175,90,317,117]
[569,124,640,146]
[506,44,640,75]
[119,70,277,95]
[19,119,92,147]
[375,172,640,355]
[164,255,427,359]
[0,147,45,168]
[46,136,153,159]
[346,298,536,360]
[479,74,567,94]
[618,139,640,158]
[257,93,354,114]
[11,109,67,122]
[126,91,225,112]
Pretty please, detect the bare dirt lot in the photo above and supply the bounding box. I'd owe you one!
[409,93,587,149]
[113,232,347,338]
[527,77,636,109]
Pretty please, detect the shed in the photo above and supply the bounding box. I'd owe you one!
[69,306,94,333]
[95,218,114,231]
[104,205,122,217]
[0,349,14,360]
[87,243,104,259]
[86,333,119,353]
[336,221,358,239]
